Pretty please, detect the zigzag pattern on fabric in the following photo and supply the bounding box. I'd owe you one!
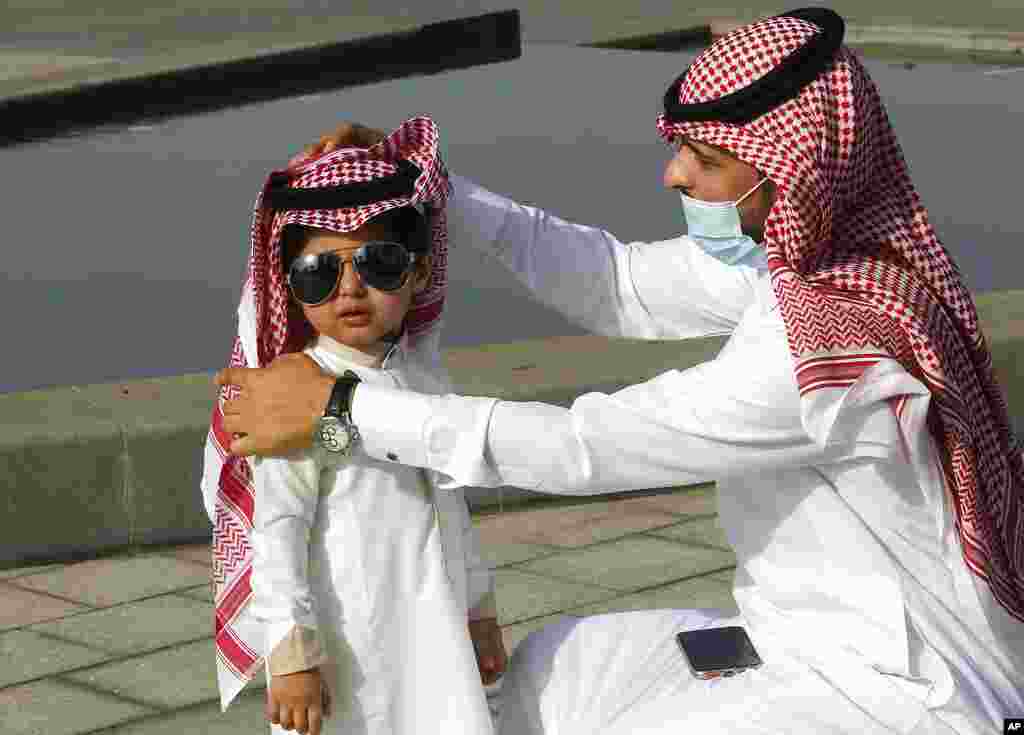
[657,13,1024,622]
[201,117,455,708]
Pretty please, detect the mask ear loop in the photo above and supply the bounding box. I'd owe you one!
[735,176,769,206]
[735,174,772,250]
[680,175,770,209]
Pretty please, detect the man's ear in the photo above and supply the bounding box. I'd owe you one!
[412,254,433,296]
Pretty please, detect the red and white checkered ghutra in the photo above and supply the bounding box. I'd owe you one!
[200,117,453,708]
[658,13,1023,623]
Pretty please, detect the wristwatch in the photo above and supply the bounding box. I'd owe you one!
[315,370,361,457]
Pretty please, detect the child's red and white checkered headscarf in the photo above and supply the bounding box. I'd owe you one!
[658,11,1023,623]
[201,116,452,708]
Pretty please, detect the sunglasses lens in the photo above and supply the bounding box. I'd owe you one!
[289,254,339,305]
[355,242,412,291]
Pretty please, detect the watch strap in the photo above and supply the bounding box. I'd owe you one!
[325,370,360,420]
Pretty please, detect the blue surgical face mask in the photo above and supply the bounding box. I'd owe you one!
[680,177,769,270]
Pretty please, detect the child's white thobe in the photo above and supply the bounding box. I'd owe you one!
[250,332,495,735]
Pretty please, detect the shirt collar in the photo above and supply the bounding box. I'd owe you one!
[313,327,410,369]
[383,327,411,368]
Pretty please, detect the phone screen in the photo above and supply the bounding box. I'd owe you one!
[676,626,762,673]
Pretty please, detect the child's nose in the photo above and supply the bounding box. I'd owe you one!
[337,260,367,296]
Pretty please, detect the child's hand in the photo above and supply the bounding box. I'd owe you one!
[468,618,508,685]
[266,668,331,735]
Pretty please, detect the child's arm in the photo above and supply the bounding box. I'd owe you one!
[458,495,497,621]
[250,452,330,730]
[454,492,508,685]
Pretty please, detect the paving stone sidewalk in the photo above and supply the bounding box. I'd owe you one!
[0,484,737,735]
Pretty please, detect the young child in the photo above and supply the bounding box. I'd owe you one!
[200,117,502,735]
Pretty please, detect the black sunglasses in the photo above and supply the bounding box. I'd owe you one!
[287,241,417,306]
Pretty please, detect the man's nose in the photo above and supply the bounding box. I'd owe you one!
[662,152,691,191]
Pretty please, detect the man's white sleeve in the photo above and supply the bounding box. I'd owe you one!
[352,309,902,495]
[250,452,328,673]
[448,175,758,340]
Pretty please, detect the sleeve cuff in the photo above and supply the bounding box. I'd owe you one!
[351,382,435,469]
[267,624,328,676]
[469,588,498,621]
[351,383,504,488]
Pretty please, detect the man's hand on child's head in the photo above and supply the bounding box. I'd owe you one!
[469,618,508,685]
[216,353,334,457]
[267,668,330,735]
[288,122,389,167]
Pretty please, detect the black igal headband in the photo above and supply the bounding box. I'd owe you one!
[663,7,845,125]
[265,158,430,252]
[264,159,423,211]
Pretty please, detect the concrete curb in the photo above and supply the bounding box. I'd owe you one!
[2,289,1022,567]
[0,10,521,148]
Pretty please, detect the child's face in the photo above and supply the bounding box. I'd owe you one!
[293,223,431,351]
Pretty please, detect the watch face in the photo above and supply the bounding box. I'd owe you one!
[318,417,351,453]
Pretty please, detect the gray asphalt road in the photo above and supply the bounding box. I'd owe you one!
[8,0,1024,53]
[2,45,1022,394]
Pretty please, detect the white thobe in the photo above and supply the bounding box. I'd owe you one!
[345,176,1024,734]
[250,333,496,735]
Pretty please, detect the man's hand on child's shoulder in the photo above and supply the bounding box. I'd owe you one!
[216,353,334,458]
[267,667,330,735]
[289,122,389,167]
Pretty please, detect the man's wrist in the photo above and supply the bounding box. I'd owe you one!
[313,374,362,456]
[312,373,336,429]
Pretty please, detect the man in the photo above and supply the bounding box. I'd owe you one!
[218,8,1023,733]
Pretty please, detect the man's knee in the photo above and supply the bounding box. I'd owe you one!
[511,617,582,673]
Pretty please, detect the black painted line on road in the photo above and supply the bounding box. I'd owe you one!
[1,9,521,148]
